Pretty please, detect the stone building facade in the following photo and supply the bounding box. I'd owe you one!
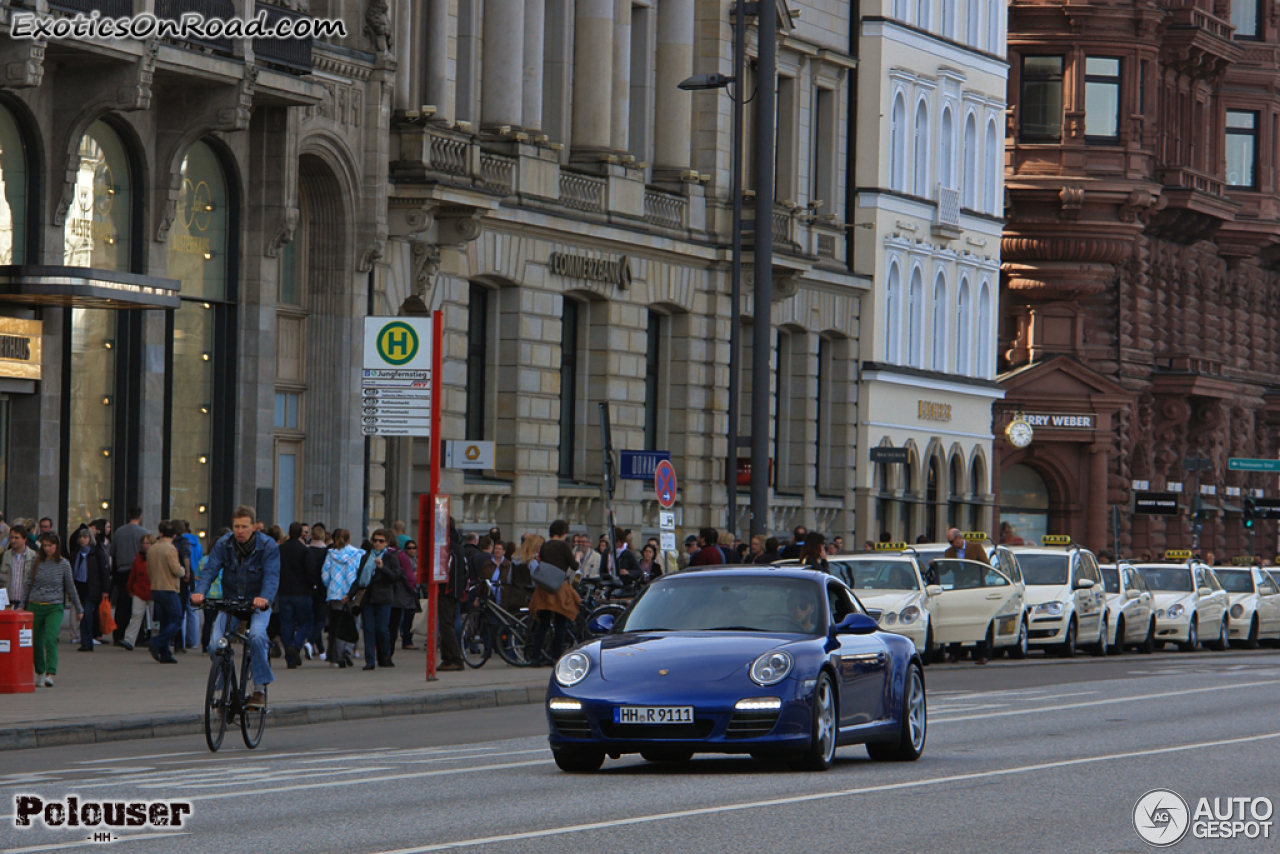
[850,0,1008,546]
[998,0,1280,558]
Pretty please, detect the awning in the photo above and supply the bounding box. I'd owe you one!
[0,266,180,309]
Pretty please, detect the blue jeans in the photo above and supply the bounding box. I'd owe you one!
[309,595,327,650]
[208,607,275,688]
[180,579,199,648]
[361,603,392,665]
[278,595,313,651]
[150,591,183,657]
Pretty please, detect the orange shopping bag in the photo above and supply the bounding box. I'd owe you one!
[98,598,117,634]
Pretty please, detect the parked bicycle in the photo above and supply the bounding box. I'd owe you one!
[202,598,268,752]
[460,580,540,668]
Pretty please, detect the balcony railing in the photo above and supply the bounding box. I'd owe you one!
[253,3,313,74]
[480,153,515,195]
[155,0,237,56]
[643,189,686,230]
[1160,166,1225,198]
[559,172,605,213]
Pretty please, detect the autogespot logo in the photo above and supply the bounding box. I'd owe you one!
[1134,789,1191,847]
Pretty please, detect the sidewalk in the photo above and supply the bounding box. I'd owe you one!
[0,637,549,751]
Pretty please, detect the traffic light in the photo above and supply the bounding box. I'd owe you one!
[1244,497,1256,529]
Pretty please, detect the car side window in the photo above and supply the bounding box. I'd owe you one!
[1082,554,1101,583]
[1258,574,1279,596]
[984,568,1010,587]
[827,583,857,623]
[1206,569,1223,592]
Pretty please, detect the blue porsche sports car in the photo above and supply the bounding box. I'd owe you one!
[546,566,927,772]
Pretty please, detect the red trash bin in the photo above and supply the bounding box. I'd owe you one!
[0,610,35,693]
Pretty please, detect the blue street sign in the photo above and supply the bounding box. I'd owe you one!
[620,450,671,481]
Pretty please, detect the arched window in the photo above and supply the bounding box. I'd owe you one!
[942,0,956,38]
[890,94,906,192]
[984,119,999,213]
[966,0,980,46]
[1000,463,1051,545]
[940,107,954,190]
[986,0,1000,52]
[932,272,947,372]
[963,113,978,209]
[913,100,930,196]
[978,279,992,378]
[949,455,965,529]
[956,277,972,375]
[0,103,29,265]
[886,261,902,362]
[917,0,931,30]
[908,267,924,368]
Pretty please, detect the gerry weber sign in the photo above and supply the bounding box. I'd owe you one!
[549,252,632,289]
[1016,413,1096,430]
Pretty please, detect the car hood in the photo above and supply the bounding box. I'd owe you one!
[1151,591,1195,610]
[1228,592,1258,609]
[597,632,805,682]
[857,591,922,613]
[1024,584,1071,606]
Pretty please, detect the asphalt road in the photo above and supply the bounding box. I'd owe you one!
[3,648,1280,854]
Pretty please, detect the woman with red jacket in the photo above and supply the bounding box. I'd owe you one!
[120,534,154,651]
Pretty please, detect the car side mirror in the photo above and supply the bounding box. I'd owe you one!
[836,613,880,635]
[1074,578,1095,590]
[588,614,615,634]
[925,585,943,597]
[1124,588,1140,600]
[1197,586,1212,597]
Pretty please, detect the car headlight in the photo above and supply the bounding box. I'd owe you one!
[1155,609,1165,618]
[1167,604,1185,619]
[1231,604,1244,619]
[554,651,591,687]
[881,612,898,625]
[899,606,920,625]
[750,651,793,686]
[1034,601,1065,616]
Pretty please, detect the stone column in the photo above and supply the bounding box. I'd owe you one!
[482,0,526,128]
[653,0,693,173]
[610,0,632,153]
[523,0,546,131]
[571,0,614,154]
[423,0,454,120]
[394,0,412,110]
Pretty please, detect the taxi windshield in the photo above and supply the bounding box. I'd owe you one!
[1099,566,1120,594]
[617,575,825,635]
[1136,566,1193,592]
[1215,570,1255,594]
[1018,554,1071,586]
[832,560,919,591]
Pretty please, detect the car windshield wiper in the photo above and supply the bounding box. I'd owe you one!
[704,625,765,632]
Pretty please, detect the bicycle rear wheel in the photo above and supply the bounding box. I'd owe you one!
[460,610,492,668]
[240,652,267,749]
[204,657,232,753]
[496,615,535,667]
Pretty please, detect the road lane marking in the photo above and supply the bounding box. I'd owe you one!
[1,832,190,854]
[1022,691,1098,701]
[931,678,1280,723]
[361,730,1280,853]
[74,752,202,764]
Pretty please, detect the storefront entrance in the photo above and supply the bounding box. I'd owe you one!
[1000,463,1049,546]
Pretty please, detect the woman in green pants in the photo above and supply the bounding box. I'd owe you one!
[21,533,82,687]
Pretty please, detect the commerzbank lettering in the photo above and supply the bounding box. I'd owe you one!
[549,252,632,289]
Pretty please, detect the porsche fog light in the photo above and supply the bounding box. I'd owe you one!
[750,651,793,686]
[1231,604,1244,619]
[548,697,582,711]
[1166,604,1185,619]
[899,606,921,624]
[554,651,591,687]
[735,697,783,711]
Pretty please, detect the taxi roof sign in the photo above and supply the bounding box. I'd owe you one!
[1231,555,1253,566]
[962,531,988,542]
[1164,549,1193,560]
[874,542,908,551]
[1041,535,1073,546]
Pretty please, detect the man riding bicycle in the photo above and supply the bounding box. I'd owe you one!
[190,505,281,708]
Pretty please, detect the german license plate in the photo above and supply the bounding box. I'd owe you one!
[614,706,694,724]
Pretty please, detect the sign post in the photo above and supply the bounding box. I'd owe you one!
[407,312,444,682]
[362,317,435,437]
[1228,457,1280,473]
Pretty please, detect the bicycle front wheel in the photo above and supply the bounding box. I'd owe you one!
[240,653,267,749]
[204,657,232,753]
[461,610,492,668]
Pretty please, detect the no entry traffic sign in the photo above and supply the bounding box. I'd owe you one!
[655,459,677,509]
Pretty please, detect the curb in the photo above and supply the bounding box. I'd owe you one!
[0,683,547,752]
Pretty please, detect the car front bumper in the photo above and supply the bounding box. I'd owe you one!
[1027,615,1068,645]
[1154,616,1192,642]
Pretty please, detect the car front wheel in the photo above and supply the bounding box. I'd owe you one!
[794,671,837,771]
[1008,618,1029,659]
[553,747,605,773]
[1137,618,1155,655]
[867,661,926,762]
[1206,616,1229,651]
[1178,616,1199,652]
[1088,616,1108,657]
[1057,619,1077,658]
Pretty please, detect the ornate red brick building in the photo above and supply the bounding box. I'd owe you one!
[996,0,1280,559]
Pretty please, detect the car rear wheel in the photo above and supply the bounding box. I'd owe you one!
[553,747,606,773]
[1088,616,1108,657]
[866,661,926,762]
[793,672,837,771]
[1178,616,1198,652]
[1206,616,1229,651]
[1057,619,1077,658]
[1137,618,1155,655]
[1008,618,1029,660]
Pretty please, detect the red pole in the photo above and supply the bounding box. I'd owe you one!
[425,310,444,682]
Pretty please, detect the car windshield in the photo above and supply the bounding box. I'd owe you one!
[1215,570,1255,594]
[832,560,919,591]
[1136,565,1193,592]
[1099,566,1120,594]
[617,575,825,635]
[1018,554,1071,586]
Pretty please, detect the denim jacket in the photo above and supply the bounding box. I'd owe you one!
[195,531,281,604]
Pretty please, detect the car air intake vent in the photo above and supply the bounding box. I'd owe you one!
[726,710,781,739]
[551,711,592,738]
[599,720,715,739]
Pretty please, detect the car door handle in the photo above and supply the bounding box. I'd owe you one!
[985,593,1003,599]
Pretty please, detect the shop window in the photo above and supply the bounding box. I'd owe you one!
[0,103,28,265]
[1020,56,1064,142]
[1084,57,1121,143]
[466,283,490,441]
[963,113,978,208]
[913,100,930,197]
[956,277,972,375]
[1232,0,1260,38]
[908,267,924,368]
[969,461,985,532]
[876,456,893,539]
[931,271,947,372]
[890,94,906,192]
[1000,463,1050,546]
[900,459,915,541]
[1226,110,1258,189]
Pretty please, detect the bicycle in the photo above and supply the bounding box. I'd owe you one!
[201,599,268,752]
[460,581,539,668]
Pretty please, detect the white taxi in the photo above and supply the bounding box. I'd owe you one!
[1133,554,1230,652]
[1008,536,1109,657]
[926,557,1025,658]
[827,553,937,657]
[1212,565,1280,649]
[1098,563,1156,654]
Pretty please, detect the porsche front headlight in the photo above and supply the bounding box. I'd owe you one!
[554,651,591,687]
[898,606,921,624]
[1034,601,1065,616]
[750,651,793,686]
